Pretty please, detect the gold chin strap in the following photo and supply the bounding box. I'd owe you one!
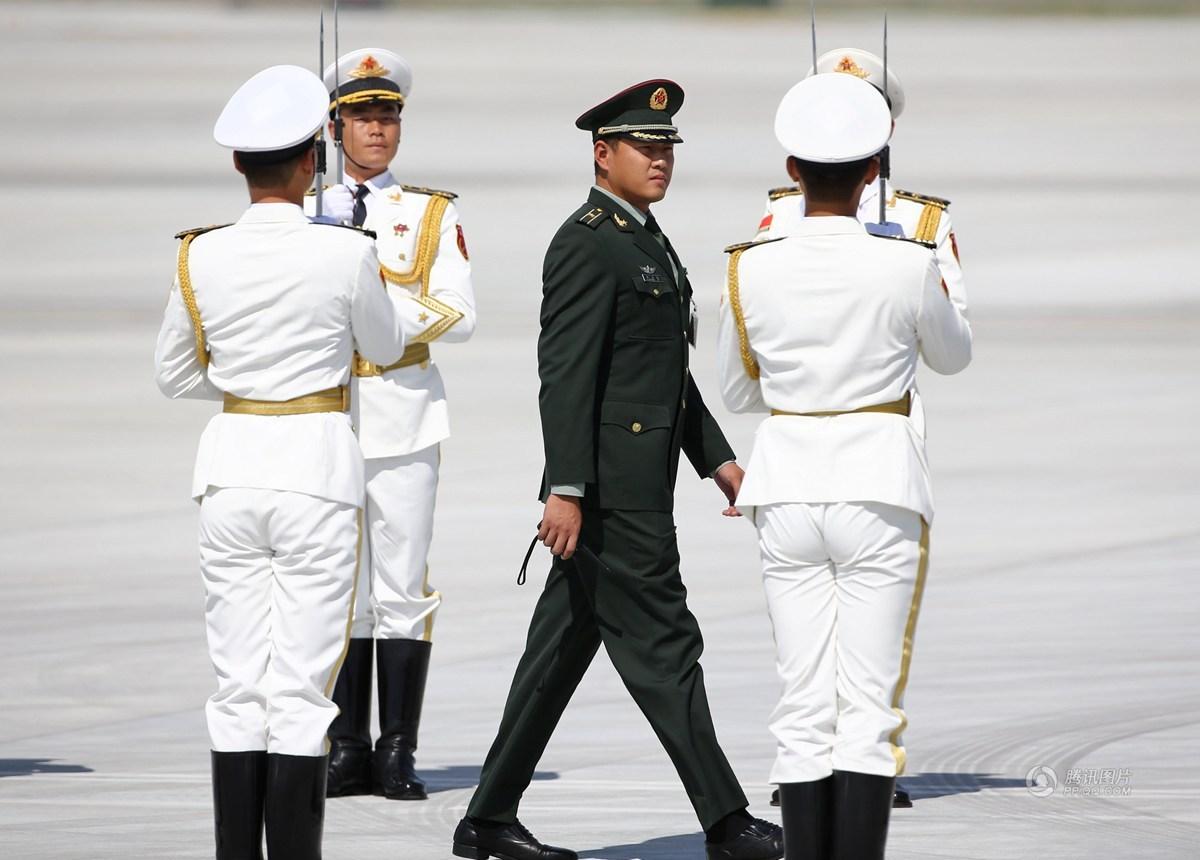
[352,342,430,377]
[771,392,911,418]
[223,386,349,416]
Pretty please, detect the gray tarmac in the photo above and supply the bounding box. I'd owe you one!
[2,2,1199,858]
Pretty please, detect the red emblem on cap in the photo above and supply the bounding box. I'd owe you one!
[456,224,469,260]
[650,87,669,110]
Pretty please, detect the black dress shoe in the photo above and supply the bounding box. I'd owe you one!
[452,816,577,860]
[705,817,784,860]
[893,784,913,808]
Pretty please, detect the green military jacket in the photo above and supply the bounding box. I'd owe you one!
[537,187,735,512]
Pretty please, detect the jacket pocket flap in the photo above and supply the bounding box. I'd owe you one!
[600,401,672,434]
[632,274,672,297]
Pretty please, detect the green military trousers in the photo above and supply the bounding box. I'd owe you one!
[466,508,749,831]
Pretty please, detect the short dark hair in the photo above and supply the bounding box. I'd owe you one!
[235,138,315,188]
[793,156,875,200]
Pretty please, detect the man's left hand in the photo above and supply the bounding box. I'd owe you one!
[713,462,744,518]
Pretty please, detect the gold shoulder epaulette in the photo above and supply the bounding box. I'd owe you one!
[894,189,950,209]
[724,237,784,254]
[767,185,803,201]
[174,223,232,241]
[400,184,458,200]
[871,233,936,251]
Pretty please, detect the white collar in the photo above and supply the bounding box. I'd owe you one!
[239,202,309,223]
[790,216,866,237]
[344,170,397,195]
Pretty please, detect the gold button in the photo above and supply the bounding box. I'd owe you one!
[652,288,661,296]
[631,421,643,433]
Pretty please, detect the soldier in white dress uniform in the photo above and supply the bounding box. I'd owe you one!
[717,73,972,860]
[756,48,965,811]
[304,48,477,800]
[753,49,967,320]
[154,65,407,860]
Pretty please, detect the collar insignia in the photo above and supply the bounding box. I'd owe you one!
[350,55,390,79]
[612,212,629,228]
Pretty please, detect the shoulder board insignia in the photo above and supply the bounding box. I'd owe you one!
[577,207,610,229]
[400,184,458,200]
[871,233,936,250]
[894,189,950,209]
[314,222,378,240]
[767,185,803,201]
[303,184,332,198]
[174,223,232,241]
[724,237,784,254]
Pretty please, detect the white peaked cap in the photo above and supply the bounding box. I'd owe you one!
[323,48,413,110]
[808,48,906,120]
[214,65,328,152]
[774,73,893,164]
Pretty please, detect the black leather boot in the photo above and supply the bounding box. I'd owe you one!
[831,771,894,860]
[326,637,373,797]
[264,754,327,860]
[778,778,832,860]
[373,638,431,800]
[211,751,266,860]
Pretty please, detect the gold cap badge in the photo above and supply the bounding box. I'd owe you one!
[650,87,668,111]
[833,56,870,80]
[350,55,390,79]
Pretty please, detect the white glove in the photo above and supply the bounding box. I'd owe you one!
[314,184,355,225]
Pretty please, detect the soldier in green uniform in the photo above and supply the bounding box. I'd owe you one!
[452,80,783,860]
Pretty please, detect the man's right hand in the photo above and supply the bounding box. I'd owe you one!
[317,184,355,225]
[539,494,582,559]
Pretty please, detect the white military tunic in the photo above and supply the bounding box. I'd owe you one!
[754,178,968,315]
[717,215,971,782]
[307,170,476,641]
[155,202,407,756]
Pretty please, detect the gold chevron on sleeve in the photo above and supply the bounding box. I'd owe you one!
[408,294,464,345]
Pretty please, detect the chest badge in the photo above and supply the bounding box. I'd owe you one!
[640,265,655,274]
[387,190,403,203]
[393,223,410,237]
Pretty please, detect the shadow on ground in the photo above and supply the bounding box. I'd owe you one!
[900,772,1028,800]
[582,832,704,860]
[423,764,558,794]
[0,759,94,777]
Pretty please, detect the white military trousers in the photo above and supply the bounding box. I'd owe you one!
[757,501,929,783]
[199,487,360,756]
[352,444,441,641]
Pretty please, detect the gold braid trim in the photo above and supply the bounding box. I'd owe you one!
[175,233,209,369]
[379,193,451,295]
[409,294,464,345]
[726,249,759,381]
[914,203,944,245]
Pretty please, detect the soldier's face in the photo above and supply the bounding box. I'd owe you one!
[335,103,401,174]
[598,139,674,207]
